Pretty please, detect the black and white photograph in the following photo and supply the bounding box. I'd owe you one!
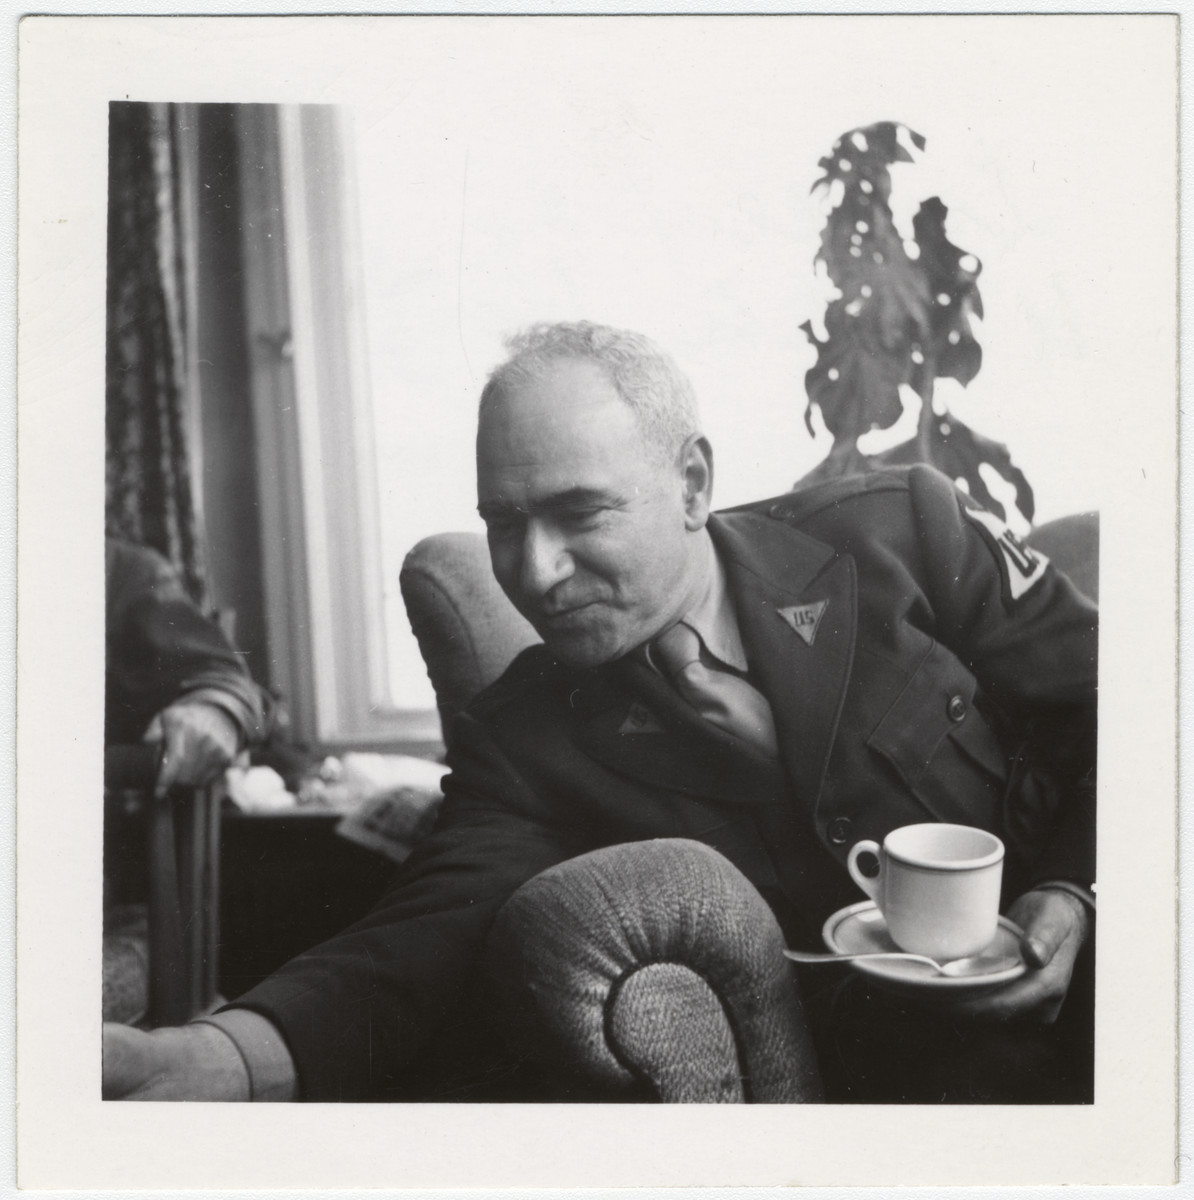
[15,11,1179,1190]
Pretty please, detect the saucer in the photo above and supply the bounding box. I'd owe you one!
[819,901,1028,994]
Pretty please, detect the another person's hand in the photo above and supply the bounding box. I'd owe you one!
[142,700,241,797]
[102,1022,250,1101]
[943,887,1091,1023]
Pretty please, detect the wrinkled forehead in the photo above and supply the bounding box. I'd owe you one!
[476,368,664,505]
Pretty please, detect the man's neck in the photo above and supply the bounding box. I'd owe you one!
[663,527,718,636]
[667,526,749,672]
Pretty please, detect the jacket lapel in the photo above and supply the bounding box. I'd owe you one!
[575,509,856,813]
[709,511,858,811]
[577,655,788,808]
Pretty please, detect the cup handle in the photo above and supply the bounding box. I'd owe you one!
[847,839,883,905]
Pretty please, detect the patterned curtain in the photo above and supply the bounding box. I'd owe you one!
[105,101,207,607]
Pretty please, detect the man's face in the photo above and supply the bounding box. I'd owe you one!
[477,358,705,667]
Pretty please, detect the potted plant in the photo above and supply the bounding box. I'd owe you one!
[798,121,1033,526]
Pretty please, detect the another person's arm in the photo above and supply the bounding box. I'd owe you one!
[141,695,243,798]
[106,538,269,793]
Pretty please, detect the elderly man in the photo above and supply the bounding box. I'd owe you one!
[104,322,1095,1102]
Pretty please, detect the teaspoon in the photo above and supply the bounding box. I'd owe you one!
[783,948,1021,977]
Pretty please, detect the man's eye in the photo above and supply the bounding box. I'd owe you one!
[559,508,604,529]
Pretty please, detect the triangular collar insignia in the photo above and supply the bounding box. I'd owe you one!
[777,599,829,646]
[618,701,666,735]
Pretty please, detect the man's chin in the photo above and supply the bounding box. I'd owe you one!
[543,639,620,669]
[538,624,628,669]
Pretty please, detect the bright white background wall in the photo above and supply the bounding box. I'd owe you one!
[349,17,1172,704]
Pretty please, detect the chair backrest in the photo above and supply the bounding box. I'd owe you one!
[1026,512,1099,603]
[400,533,540,735]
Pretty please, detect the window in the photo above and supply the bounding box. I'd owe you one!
[244,45,1108,747]
[237,104,439,748]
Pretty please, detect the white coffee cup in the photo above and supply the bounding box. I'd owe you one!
[846,823,1004,960]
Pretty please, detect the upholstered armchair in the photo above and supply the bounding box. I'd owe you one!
[400,532,824,1101]
[398,513,1097,1102]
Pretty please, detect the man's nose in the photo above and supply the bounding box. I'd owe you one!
[519,521,573,599]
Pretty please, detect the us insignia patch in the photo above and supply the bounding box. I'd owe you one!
[778,600,829,646]
[963,505,1049,602]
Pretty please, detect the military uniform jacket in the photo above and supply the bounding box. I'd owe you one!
[239,466,1097,1100]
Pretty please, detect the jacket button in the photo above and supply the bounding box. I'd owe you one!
[947,695,967,722]
[827,816,851,845]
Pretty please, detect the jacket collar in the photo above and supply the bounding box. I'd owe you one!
[710,510,857,809]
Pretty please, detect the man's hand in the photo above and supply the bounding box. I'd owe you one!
[945,887,1091,1023]
[142,700,241,798]
[103,1022,251,1101]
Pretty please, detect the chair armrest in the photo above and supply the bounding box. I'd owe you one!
[485,838,823,1103]
[104,744,221,1026]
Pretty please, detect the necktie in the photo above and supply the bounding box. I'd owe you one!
[651,621,779,758]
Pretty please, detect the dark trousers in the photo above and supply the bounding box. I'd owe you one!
[370,937,1093,1104]
[799,936,1095,1104]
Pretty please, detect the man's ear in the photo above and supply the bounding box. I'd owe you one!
[678,434,714,530]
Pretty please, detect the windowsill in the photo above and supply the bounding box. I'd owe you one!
[316,736,446,762]
[313,705,446,761]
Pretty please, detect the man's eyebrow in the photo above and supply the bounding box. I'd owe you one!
[477,488,616,519]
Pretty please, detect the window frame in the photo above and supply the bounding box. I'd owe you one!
[236,104,441,750]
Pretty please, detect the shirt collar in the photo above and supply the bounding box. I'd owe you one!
[679,532,749,672]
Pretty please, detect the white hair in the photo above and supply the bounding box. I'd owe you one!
[479,321,700,464]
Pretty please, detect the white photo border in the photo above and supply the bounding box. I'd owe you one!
[10,5,1185,1195]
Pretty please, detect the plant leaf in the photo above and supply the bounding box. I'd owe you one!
[810,121,926,208]
[865,415,1035,524]
[798,122,1018,520]
[911,197,984,389]
[803,121,932,443]
[802,303,911,440]
[817,195,931,347]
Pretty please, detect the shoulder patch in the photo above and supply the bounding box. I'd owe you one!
[963,505,1050,602]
